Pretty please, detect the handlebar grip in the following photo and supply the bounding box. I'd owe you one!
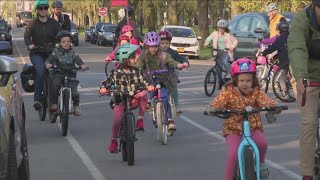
[301,77,308,107]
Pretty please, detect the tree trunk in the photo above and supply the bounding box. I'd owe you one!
[198,0,209,45]
[167,0,178,25]
[88,11,94,26]
[178,9,184,26]
[146,2,157,32]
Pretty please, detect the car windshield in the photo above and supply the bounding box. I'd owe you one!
[104,26,116,32]
[71,23,76,30]
[165,28,195,38]
[0,21,7,30]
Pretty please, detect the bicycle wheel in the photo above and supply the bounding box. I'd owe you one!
[105,62,117,77]
[244,147,256,180]
[39,79,48,121]
[315,150,320,180]
[61,89,70,136]
[256,65,269,92]
[204,68,216,97]
[168,95,176,136]
[104,62,110,76]
[156,101,167,145]
[272,68,295,103]
[124,113,135,166]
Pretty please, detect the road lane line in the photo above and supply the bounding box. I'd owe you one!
[14,40,26,64]
[57,124,107,180]
[180,115,301,180]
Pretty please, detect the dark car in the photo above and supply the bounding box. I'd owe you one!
[90,22,110,44]
[85,25,94,42]
[0,20,13,54]
[229,12,294,60]
[96,24,117,46]
[0,56,29,180]
[70,22,79,46]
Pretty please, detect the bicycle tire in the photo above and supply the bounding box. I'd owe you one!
[314,150,320,180]
[156,101,167,145]
[204,68,216,97]
[124,113,135,166]
[272,68,296,103]
[168,95,176,136]
[244,147,256,180]
[61,89,69,136]
[104,62,110,76]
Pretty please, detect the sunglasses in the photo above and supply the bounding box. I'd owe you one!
[37,6,48,11]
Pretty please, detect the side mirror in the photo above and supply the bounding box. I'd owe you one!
[254,28,267,34]
[0,56,18,87]
[197,36,202,40]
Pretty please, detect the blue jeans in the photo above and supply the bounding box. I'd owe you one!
[30,54,46,102]
[148,86,172,120]
[216,51,231,79]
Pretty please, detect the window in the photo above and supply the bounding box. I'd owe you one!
[235,17,251,32]
[250,17,268,32]
[165,28,195,38]
[229,20,238,31]
[105,26,116,32]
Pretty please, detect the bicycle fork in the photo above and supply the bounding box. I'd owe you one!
[238,121,261,180]
[59,87,72,114]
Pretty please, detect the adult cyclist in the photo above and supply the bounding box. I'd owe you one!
[288,0,320,179]
[24,0,61,110]
[50,0,71,31]
[115,6,143,46]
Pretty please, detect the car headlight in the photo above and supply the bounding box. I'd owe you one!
[1,34,5,38]
[190,41,199,46]
[71,32,77,35]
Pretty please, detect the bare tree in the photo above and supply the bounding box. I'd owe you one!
[197,0,209,45]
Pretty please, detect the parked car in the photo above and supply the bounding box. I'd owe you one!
[0,19,13,54]
[70,22,79,46]
[0,56,29,180]
[90,22,110,44]
[229,12,294,60]
[96,24,117,46]
[160,25,201,58]
[85,25,94,42]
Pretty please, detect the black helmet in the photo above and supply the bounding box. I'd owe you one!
[313,0,320,6]
[277,22,289,32]
[56,30,72,42]
[20,63,35,93]
[125,6,134,16]
[52,0,63,8]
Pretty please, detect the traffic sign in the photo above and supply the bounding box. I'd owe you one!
[99,7,107,16]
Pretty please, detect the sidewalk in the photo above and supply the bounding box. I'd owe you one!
[188,59,214,66]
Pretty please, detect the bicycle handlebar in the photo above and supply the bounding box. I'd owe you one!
[203,106,288,119]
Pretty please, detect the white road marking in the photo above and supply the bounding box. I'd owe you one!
[13,41,26,64]
[180,115,301,180]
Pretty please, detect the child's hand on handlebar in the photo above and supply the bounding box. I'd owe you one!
[177,63,189,69]
[99,87,109,94]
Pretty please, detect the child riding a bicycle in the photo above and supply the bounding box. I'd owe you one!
[204,19,238,80]
[121,25,139,45]
[136,31,188,131]
[105,34,130,62]
[209,58,278,180]
[99,44,147,153]
[158,30,189,116]
[45,30,88,116]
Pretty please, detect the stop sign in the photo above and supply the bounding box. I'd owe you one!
[99,7,107,16]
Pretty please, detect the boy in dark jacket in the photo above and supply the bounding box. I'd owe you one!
[159,30,189,115]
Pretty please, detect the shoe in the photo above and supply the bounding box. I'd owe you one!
[136,118,144,131]
[108,139,118,153]
[49,104,58,112]
[33,101,42,111]
[176,110,183,116]
[168,120,176,130]
[73,106,81,116]
[302,176,313,180]
[260,163,269,178]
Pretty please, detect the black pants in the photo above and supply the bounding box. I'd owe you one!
[50,74,79,106]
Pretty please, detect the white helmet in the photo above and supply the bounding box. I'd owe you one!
[265,3,278,12]
[217,19,229,28]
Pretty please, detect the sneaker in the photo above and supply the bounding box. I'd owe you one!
[260,163,269,178]
[49,104,58,112]
[136,118,144,131]
[176,110,183,116]
[73,106,81,116]
[108,139,118,153]
[302,176,313,180]
[33,101,42,111]
[168,120,176,130]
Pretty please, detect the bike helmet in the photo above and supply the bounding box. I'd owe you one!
[56,30,72,42]
[34,0,49,10]
[122,25,134,33]
[230,58,256,77]
[276,22,289,32]
[118,34,130,41]
[125,6,134,16]
[51,0,63,8]
[159,30,172,41]
[265,3,278,12]
[217,19,229,28]
[20,63,35,93]
[144,31,161,46]
[115,44,140,63]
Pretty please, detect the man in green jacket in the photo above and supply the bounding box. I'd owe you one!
[288,1,320,179]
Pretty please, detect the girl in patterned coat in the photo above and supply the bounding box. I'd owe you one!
[209,58,278,180]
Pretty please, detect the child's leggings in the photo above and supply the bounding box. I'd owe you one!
[224,130,268,180]
[111,91,147,139]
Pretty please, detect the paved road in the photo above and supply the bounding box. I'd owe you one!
[11,27,303,180]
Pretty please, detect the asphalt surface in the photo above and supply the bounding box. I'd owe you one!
[10,27,303,180]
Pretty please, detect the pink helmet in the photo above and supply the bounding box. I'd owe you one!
[122,25,134,33]
[230,58,256,77]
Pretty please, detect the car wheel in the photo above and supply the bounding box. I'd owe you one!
[8,131,19,180]
[18,129,30,180]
